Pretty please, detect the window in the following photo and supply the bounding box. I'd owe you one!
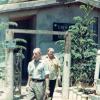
[93,17,98,43]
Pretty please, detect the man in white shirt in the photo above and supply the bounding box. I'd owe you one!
[44,48,61,100]
[26,48,49,100]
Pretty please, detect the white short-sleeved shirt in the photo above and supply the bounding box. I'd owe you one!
[43,56,60,80]
[28,59,49,80]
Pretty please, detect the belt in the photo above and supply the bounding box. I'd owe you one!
[32,79,45,82]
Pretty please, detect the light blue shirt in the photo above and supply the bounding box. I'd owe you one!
[28,59,49,80]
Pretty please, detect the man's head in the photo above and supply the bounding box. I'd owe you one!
[47,48,55,59]
[33,48,41,60]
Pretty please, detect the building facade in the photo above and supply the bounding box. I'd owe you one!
[0,0,100,82]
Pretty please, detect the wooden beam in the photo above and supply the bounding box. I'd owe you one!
[7,29,66,35]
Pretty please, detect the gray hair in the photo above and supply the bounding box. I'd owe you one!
[48,48,54,53]
[33,48,41,54]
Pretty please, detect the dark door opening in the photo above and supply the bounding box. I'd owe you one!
[10,15,36,85]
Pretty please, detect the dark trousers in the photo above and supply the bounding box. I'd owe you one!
[49,79,56,98]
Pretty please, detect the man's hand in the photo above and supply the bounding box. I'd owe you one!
[26,84,30,91]
[45,89,50,99]
[45,77,50,99]
[58,75,61,80]
[58,75,62,87]
[45,89,50,95]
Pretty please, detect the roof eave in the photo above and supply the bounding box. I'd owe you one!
[0,0,99,14]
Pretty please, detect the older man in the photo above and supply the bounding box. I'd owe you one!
[26,48,49,100]
[44,48,61,100]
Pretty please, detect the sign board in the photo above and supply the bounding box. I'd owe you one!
[53,22,72,41]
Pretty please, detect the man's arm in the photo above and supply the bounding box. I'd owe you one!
[45,74,49,90]
[58,67,61,78]
[45,74,50,97]
[27,75,32,86]
[26,75,32,91]
[26,62,32,90]
[55,58,61,78]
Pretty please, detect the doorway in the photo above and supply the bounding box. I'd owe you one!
[9,15,36,85]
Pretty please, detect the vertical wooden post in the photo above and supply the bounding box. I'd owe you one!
[62,32,71,100]
[5,30,14,100]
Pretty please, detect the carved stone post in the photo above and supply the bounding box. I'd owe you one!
[5,30,14,100]
[62,32,71,100]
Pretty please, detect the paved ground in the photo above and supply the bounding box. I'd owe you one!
[53,87,62,100]
[0,86,62,100]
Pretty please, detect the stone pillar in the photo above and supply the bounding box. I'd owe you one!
[94,50,100,95]
[94,50,100,82]
[77,92,82,100]
[68,87,73,100]
[5,30,14,100]
[62,32,71,100]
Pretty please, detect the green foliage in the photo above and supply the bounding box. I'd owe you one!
[0,23,7,80]
[56,4,97,86]
[55,40,65,53]
[68,4,97,85]
[0,41,5,62]
[14,38,27,50]
[0,23,7,30]
[0,0,8,4]
[0,41,5,80]
[0,22,27,80]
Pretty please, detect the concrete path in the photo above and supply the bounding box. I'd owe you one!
[17,86,63,100]
[0,86,63,100]
[53,87,62,100]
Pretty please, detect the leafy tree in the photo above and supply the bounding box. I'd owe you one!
[68,4,97,86]
[56,4,97,86]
